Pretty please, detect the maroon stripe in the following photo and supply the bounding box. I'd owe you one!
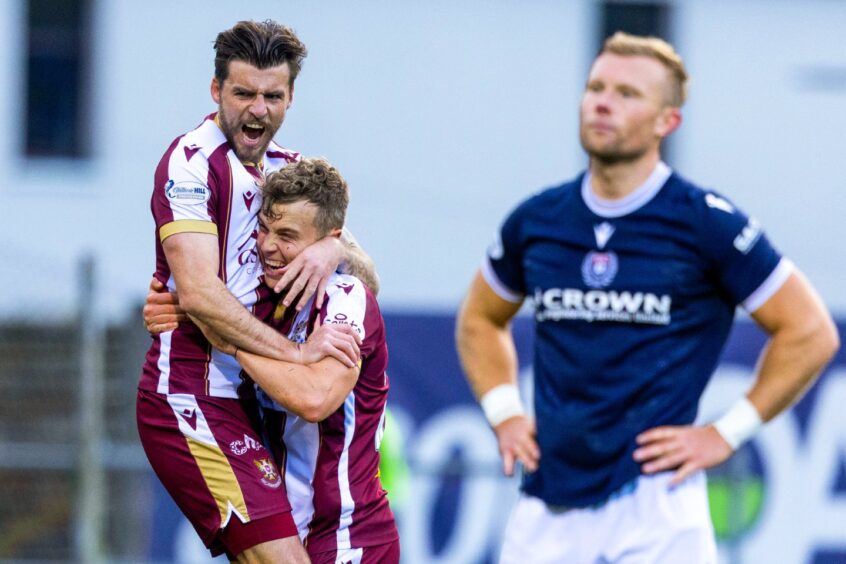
[150,135,185,286]
[206,144,233,282]
[306,288,397,551]
[266,149,300,163]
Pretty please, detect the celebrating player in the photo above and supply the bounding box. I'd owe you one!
[456,32,839,563]
[164,158,400,563]
[137,21,377,562]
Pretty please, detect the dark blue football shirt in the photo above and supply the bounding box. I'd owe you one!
[485,162,790,507]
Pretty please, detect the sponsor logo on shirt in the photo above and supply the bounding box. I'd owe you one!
[164,179,211,205]
[734,218,762,254]
[534,287,672,325]
[230,434,263,456]
[327,312,363,338]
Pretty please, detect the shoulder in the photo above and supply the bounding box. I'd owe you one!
[502,175,583,231]
[323,273,383,336]
[524,176,582,212]
[660,172,740,216]
[159,115,229,174]
[266,141,302,170]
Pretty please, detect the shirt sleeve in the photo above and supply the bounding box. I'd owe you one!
[697,190,787,311]
[483,202,528,303]
[151,138,218,242]
[320,274,381,359]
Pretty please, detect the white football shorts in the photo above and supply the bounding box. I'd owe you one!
[500,471,717,564]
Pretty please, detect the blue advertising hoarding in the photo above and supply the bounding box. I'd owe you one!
[146,315,846,563]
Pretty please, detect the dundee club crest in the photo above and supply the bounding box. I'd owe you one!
[581,250,618,289]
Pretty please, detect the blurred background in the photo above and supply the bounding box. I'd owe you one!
[0,0,843,562]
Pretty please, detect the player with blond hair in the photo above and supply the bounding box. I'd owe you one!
[457,32,838,562]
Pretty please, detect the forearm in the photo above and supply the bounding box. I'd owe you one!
[183,279,297,361]
[236,351,356,421]
[340,229,380,294]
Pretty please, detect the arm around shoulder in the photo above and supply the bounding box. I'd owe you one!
[162,231,295,360]
[236,350,359,422]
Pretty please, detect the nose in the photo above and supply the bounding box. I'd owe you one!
[250,95,268,119]
[585,91,611,117]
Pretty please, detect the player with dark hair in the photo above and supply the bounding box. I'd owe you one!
[193,158,400,563]
[137,20,377,562]
[456,32,839,562]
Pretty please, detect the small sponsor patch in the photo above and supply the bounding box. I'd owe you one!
[734,218,762,254]
[705,193,735,214]
[164,179,211,204]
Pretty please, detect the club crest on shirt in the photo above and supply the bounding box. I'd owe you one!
[581,250,618,289]
[253,458,282,489]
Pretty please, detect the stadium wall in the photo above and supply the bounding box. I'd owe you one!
[0,0,843,318]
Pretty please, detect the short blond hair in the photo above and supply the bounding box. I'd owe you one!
[601,32,688,106]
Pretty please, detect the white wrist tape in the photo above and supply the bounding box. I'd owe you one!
[713,397,763,450]
[480,384,525,427]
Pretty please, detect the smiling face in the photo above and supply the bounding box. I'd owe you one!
[579,53,680,164]
[211,60,293,164]
[257,200,325,288]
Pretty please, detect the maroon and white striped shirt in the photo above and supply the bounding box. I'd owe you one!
[260,273,399,554]
[140,113,300,398]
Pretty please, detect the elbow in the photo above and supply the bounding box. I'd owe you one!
[298,394,336,423]
[299,403,332,423]
[798,314,840,379]
[817,317,840,364]
[177,289,208,318]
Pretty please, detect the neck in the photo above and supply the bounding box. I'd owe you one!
[589,151,661,200]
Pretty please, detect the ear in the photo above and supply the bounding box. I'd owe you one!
[211,77,221,104]
[329,227,343,239]
[655,106,682,139]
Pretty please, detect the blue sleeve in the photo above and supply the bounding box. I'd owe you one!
[698,191,783,306]
[484,201,528,301]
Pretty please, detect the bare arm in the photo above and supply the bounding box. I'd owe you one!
[163,231,299,361]
[456,272,523,398]
[236,350,359,423]
[745,269,839,420]
[635,269,839,484]
[456,271,539,475]
[339,228,380,295]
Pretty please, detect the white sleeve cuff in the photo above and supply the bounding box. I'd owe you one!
[481,258,524,304]
[742,258,793,313]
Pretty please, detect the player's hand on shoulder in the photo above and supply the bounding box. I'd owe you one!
[634,424,733,486]
[274,236,345,311]
[301,318,361,368]
[494,415,540,477]
[143,277,186,334]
